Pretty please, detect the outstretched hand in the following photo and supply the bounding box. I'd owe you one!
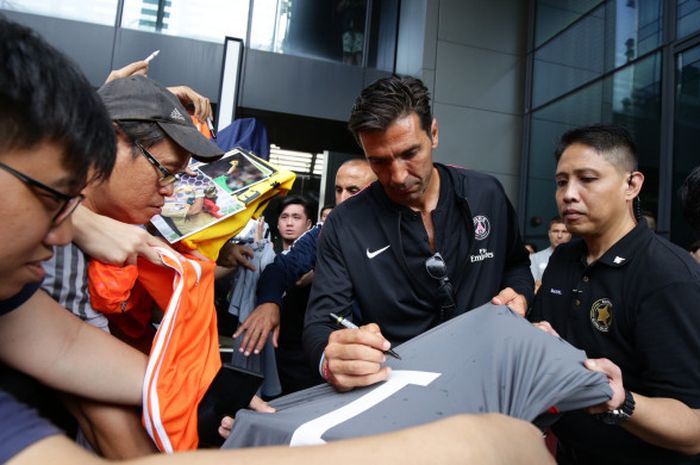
[104,60,149,84]
[217,242,256,272]
[71,205,168,265]
[233,302,281,356]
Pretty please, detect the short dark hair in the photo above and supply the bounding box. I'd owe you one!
[550,216,565,226]
[115,120,168,159]
[679,166,700,236]
[348,75,433,142]
[280,195,315,222]
[0,16,115,185]
[554,124,638,172]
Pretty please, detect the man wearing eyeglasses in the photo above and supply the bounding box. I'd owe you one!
[303,75,533,391]
[34,75,224,455]
[41,75,223,333]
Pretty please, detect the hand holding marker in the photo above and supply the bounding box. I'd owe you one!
[144,50,160,64]
[329,312,401,360]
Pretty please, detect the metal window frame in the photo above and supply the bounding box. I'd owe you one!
[522,0,700,242]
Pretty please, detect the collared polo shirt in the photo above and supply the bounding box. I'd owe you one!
[530,222,700,465]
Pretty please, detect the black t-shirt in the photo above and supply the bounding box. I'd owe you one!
[530,222,700,465]
[0,282,41,316]
[0,283,60,464]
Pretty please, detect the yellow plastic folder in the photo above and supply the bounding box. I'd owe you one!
[177,149,296,260]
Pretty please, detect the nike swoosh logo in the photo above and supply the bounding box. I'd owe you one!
[366,245,391,259]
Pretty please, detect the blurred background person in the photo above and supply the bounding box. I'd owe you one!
[530,216,571,292]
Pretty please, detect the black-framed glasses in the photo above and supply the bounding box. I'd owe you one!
[0,161,84,225]
[134,141,181,187]
[425,252,457,322]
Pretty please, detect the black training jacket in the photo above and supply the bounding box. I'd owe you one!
[302,163,533,369]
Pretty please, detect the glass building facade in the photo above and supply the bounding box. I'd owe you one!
[522,0,700,250]
[2,0,396,70]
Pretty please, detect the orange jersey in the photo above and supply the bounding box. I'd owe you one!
[141,248,220,452]
[89,248,220,451]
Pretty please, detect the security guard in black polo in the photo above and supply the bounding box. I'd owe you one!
[529,124,700,465]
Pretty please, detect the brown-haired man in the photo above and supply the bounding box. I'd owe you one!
[303,75,533,392]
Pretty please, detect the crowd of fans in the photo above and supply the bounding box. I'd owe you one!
[2,15,700,465]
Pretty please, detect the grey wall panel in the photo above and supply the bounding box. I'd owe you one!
[420,68,436,97]
[433,102,522,177]
[428,0,527,207]
[3,11,114,86]
[438,0,527,55]
[489,173,520,205]
[240,49,383,122]
[422,0,439,71]
[113,29,224,102]
[3,11,224,100]
[362,67,392,88]
[435,41,524,115]
[4,10,393,124]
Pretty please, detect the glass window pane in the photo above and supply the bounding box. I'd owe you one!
[1,0,118,25]
[250,0,369,65]
[677,0,700,39]
[121,0,249,43]
[671,46,700,247]
[366,0,398,71]
[250,0,292,53]
[533,4,606,108]
[525,53,662,243]
[337,0,367,65]
[533,0,663,108]
[535,0,603,47]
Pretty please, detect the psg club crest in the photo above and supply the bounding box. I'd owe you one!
[473,215,491,240]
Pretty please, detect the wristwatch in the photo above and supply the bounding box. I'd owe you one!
[597,389,635,425]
